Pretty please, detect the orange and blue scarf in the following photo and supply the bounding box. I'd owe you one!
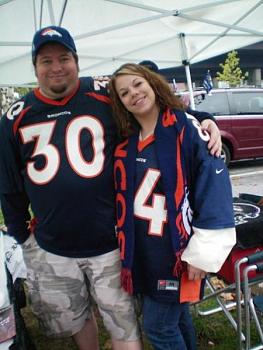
[114,108,200,298]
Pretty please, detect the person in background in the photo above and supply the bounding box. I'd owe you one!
[138,60,160,74]
[0,26,221,350]
[138,60,221,157]
[109,63,236,350]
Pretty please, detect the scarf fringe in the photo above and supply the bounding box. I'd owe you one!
[27,217,37,234]
[121,268,133,295]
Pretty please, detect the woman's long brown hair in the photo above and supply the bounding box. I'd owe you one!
[109,63,185,137]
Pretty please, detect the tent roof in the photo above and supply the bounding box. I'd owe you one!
[0,0,262,86]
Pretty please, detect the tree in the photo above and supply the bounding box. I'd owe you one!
[15,87,32,97]
[216,50,248,87]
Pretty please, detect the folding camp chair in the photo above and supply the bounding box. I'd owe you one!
[194,194,263,349]
[235,251,263,350]
[194,250,263,350]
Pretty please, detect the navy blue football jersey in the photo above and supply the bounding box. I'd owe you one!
[131,112,234,301]
[133,136,180,302]
[0,77,118,257]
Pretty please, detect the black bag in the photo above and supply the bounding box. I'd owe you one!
[6,267,36,350]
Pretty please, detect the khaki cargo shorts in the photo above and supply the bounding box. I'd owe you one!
[22,234,140,340]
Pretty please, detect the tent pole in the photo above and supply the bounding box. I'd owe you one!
[184,62,195,110]
[179,33,195,110]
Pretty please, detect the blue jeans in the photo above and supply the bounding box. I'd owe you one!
[142,295,197,350]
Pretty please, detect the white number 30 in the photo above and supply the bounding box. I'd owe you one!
[19,116,105,185]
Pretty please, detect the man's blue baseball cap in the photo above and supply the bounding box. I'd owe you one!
[32,26,77,62]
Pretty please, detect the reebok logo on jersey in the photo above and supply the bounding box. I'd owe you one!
[216,168,224,174]
[41,29,62,37]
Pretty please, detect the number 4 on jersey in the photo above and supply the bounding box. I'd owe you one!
[134,169,167,236]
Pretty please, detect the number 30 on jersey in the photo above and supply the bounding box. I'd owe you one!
[19,116,105,185]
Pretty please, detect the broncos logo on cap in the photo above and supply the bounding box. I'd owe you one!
[41,28,62,37]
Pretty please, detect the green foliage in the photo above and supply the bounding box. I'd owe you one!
[15,87,32,97]
[0,210,3,225]
[216,50,248,87]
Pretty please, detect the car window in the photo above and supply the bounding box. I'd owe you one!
[232,92,263,114]
[195,92,229,115]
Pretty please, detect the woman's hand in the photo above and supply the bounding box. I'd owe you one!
[201,119,222,157]
[257,197,263,206]
[187,264,207,281]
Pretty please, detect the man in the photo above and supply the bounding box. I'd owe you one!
[0,26,221,350]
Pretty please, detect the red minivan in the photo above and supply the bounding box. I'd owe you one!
[191,88,263,165]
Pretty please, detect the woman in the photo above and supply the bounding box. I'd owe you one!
[109,63,236,350]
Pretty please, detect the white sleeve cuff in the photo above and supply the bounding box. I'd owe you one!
[181,226,236,273]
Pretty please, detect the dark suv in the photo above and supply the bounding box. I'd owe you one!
[192,88,263,165]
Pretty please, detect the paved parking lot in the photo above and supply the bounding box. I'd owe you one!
[229,158,263,198]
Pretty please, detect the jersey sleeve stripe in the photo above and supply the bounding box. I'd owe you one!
[85,92,111,104]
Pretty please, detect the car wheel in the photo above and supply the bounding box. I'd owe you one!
[221,143,231,166]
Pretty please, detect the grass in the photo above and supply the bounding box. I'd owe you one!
[20,298,262,350]
[21,300,239,350]
[193,300,261,350]
[1,211,262,349]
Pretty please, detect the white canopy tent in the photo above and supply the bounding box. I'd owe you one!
[0,0,262,106]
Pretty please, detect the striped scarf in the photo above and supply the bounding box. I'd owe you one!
[114,108,200,299]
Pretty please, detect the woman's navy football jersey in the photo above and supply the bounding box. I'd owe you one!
[132,135,180,302]
[0,77,118,257]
